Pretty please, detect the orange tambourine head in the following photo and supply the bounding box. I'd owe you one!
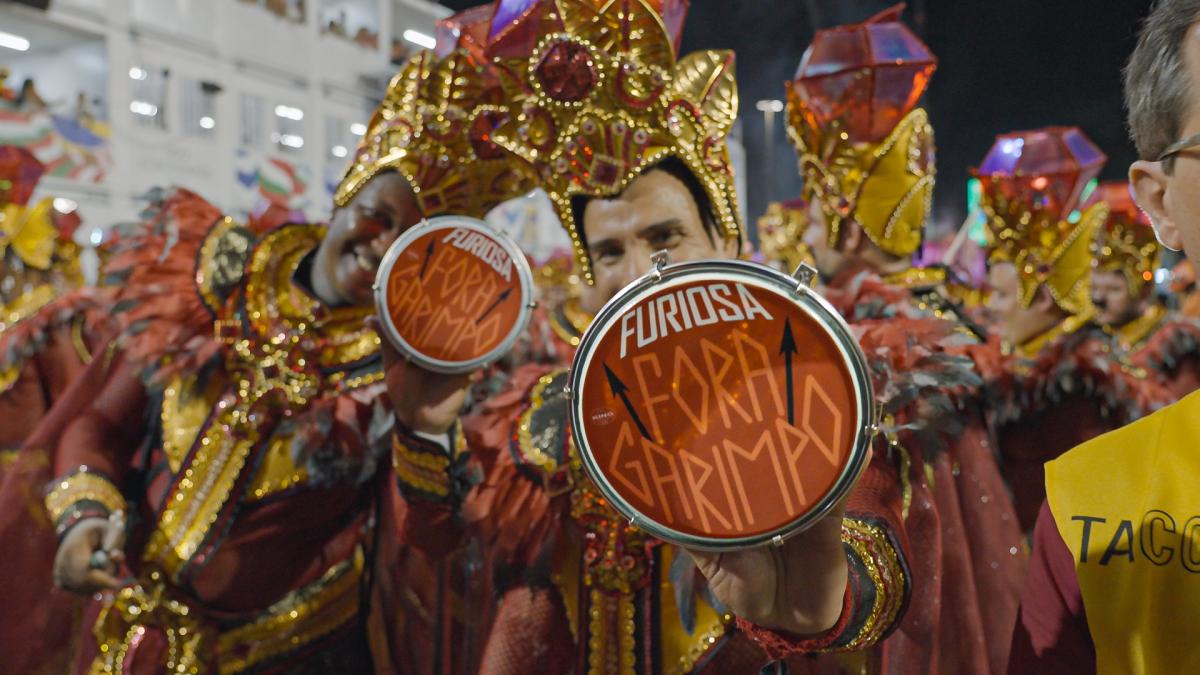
[374,215,534,373]
[569,259,874,549]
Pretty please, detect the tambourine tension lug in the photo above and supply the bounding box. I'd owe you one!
[791,262,817,291]
[650,249,670,283]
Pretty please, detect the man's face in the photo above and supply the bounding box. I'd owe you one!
[1132,24,1200,272]
[987,261,1067,344]
[1090,269,1143,326]
[579,168,737,314]
[313,171,422,306]
[986,262,1019,323]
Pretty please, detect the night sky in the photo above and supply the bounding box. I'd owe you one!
[438,0,1154,237]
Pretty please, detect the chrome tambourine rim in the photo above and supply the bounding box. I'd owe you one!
[373,215,535,375]
[568,259,876,551]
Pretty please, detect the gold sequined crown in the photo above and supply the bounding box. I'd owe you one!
[1090,181,1159,296]
[334,50,536,218]
[786,6,937,259]
[484,0,741,284]
[976,128,1109,316]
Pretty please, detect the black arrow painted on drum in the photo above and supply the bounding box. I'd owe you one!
[419,240,435,280]
[475,288,513,325]
[604,363,653,441]
[780,319,797,426]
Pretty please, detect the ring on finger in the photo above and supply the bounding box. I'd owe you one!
[89,549,110,570]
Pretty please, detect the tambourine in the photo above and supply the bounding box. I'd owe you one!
[569,254,876,550]
[374,215,535,374]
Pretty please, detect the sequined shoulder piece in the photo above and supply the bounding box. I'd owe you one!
[196,217,255,315]
[511,369,572,491]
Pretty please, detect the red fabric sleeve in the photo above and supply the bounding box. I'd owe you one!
[1007,501,1094,674]
[393,363,562,569]
[52,351,147,483]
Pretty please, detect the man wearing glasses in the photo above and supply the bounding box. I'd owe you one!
[1008,0,1200,672]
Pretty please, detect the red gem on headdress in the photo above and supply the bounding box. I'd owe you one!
[591,155,622,187]
[535,40,597,101]
[436,4,496,63]
[487,0,692,60]
[0,145,46,207]
[486,0,567,61]
[974,126,1107,222]
[791,3,936,143]
[469,109,509,160]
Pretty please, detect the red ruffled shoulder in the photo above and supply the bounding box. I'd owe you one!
[103,188,227,385]
[0,286,115,374]
[462,363,566,569]
[1132,314,1200,375]
[993,331,1161,426]
[823,269,984,450]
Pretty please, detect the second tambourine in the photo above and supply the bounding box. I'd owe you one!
[373,215,535,374]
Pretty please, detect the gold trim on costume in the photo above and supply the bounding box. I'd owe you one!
[0,363,17,396]
[0,283,56,332]
[756,201,814,273]
[195,216,253,315]
[1108,304,1167,352]
[393,433,453,499]
[516,372,569,475]
[1005,311,1094,359]
[45,471,126,522]
[881,266,947,291]
[142,402,262,582]
[89,555,364,674]
[218,552,364,672]
[70,313,93,364]
[837,517,908,652]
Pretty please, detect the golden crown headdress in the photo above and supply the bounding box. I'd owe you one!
[1089,181,1159,296]
[334,47,536,219]
[975,127,1108,316]
[479,0,740,284]
[786,5,936,259]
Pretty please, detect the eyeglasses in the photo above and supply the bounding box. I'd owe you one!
[1157,130,1200,162]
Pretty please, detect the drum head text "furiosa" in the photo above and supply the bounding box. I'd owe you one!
[381,226,525,365]
[577,277,862,542]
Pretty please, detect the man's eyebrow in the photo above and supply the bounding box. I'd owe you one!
[588,236,620,251]
[637,218,683,236]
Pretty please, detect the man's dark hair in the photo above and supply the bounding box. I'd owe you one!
[570,156,731,250]
[1125,0,1200,167]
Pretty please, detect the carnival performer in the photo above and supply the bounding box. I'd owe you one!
[0,144,109,456]
[35,46,535,674]
[756,198,813,273]
[975,127,1160,534]
[1089,180,1200,398]
[0,144,116,675]
[384,2,923,673]
[1010,1,1200,671]
[779,7,1024,673]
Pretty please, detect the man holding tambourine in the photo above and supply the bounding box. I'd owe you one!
[374,2,930,672]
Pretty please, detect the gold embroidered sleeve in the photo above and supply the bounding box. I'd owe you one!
[392,420,468,505]
[830,515,910,651]
[45,468,126,537]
